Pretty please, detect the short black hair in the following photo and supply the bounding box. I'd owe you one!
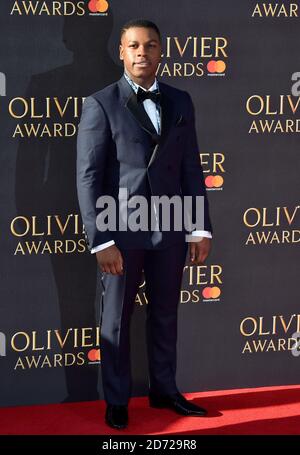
[120,18,161,43]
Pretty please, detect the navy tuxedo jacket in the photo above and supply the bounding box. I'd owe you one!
[76,74,212,251]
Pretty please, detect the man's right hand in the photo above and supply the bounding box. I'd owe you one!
[96,245,124,275]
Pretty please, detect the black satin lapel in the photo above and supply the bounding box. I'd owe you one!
[125,92,159,140]
[117,75,177,167]
[147,90,175,167]
[158,91,174,150]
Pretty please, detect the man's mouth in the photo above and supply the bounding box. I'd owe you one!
[134,61,151,67]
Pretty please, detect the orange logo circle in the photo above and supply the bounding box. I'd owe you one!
[202,286,221,299]
[88,349,101,361]
[88,0,109,13]
[205,175,224,188]
[207,60,226,73]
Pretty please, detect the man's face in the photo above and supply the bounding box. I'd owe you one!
[119,27,162,82]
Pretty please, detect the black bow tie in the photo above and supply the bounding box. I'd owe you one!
[137,87,161,104]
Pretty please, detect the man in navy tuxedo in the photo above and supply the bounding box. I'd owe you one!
[77,18,213,429]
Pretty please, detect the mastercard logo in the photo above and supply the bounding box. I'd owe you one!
[207,60,226,74]
[88,0,109,13]
[205,175,224,188]
[88,349,101,362]
[202,286,221,299]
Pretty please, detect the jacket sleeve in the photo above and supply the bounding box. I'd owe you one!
[181,92,213,234]
[76,96,114,250]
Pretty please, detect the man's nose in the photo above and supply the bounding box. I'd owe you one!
[137,45,147,56]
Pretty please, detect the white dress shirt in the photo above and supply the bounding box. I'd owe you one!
[91,73,212,253]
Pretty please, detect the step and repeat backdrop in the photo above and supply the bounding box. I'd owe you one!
[0,0,299,406]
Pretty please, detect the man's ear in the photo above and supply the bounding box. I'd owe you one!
[119,44,123,61]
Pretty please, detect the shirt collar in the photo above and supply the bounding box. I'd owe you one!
[123,71,159,94]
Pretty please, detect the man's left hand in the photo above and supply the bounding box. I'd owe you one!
[189,238,212,265]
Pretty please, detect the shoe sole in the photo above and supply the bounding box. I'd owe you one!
[105,418,128,429]
[149,400,207,416]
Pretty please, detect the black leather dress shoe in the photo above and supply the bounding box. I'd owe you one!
[149,391,207,416]
[105,404,128,429]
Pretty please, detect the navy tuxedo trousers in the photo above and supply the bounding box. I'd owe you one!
[99,242,188,405]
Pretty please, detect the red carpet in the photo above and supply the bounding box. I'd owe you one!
[0,385,300,435]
